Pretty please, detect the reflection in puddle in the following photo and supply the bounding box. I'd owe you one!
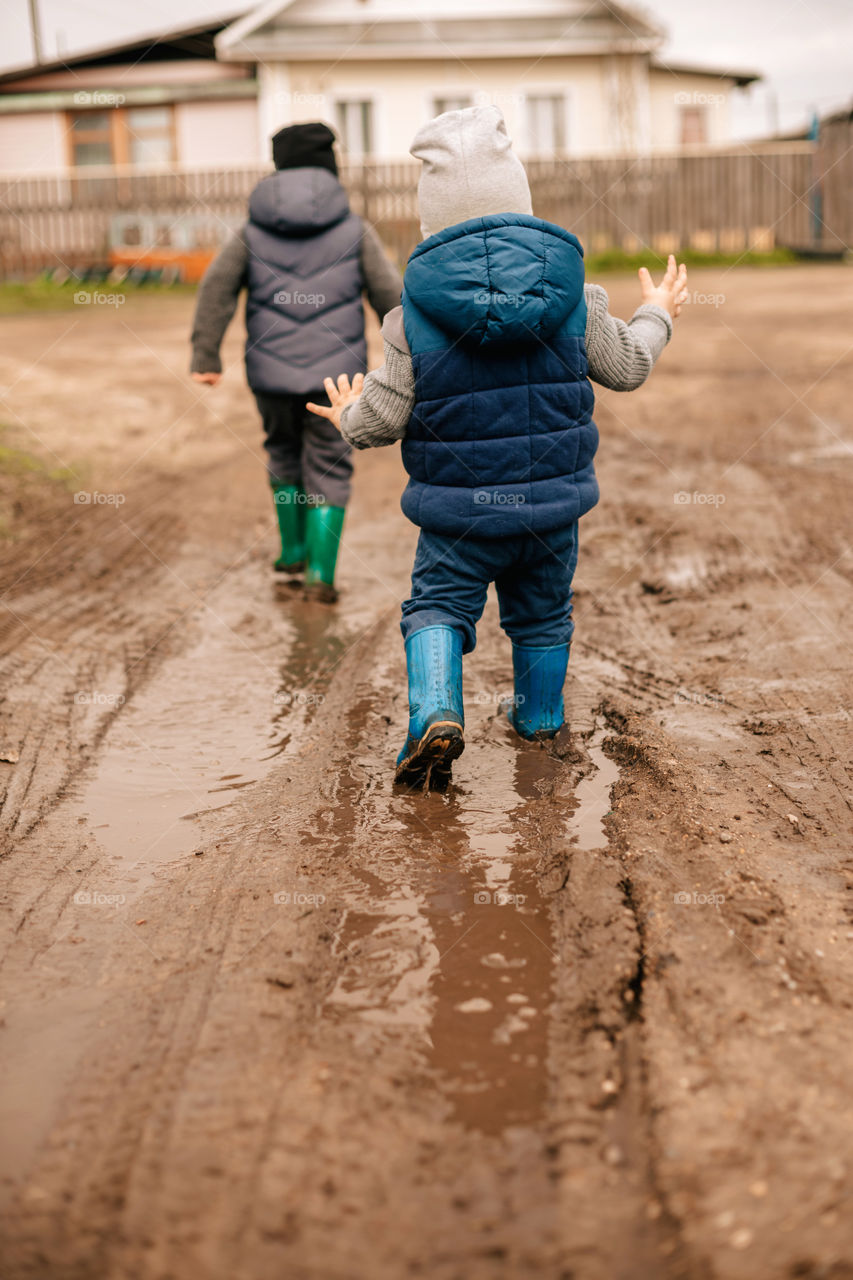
[324,712,621,1136]
[570,720,621,852]
[71,568,366,889]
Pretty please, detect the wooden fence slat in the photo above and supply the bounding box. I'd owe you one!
[0,138,845,280]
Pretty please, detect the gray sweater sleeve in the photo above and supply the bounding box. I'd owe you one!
[583,283,672,390]
[341,287,673,448]
[190,230,248,374]
[360,223,403,320]
[340,306,413,449]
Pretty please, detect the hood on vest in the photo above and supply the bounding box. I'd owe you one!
[404,214,585,347]
[248,167,351,237]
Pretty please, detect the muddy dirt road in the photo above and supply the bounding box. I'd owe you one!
[1,266,852,1279]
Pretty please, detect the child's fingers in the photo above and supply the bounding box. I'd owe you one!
[352,372,365,394]
[306,401,333,420]
[323,375,339,403]
[337,373,351,397]
[663,254,677,287]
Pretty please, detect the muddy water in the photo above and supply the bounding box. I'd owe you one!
[323,691,619,1136]
[65,557,619,1144]
[69,569,371,892]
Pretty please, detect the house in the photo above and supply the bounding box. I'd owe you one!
[215,0,761,159]
[0,18,258,174]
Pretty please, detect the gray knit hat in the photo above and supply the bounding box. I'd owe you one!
[410,105,533,240]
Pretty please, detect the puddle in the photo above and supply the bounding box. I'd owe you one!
[322,689,621,1136]
[570,719,621,851]
[71,565,362,894]
[0,988,102,1208]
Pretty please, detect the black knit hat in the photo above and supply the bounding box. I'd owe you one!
[272,122,338,174]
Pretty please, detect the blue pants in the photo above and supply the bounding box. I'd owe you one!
[401,524,579,654]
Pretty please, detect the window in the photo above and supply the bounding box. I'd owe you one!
[335,100,374,158]
[69,111,114,166]
[679,106,708,145]
[126,107,173,165]
[433,96,472,115]
[526,94,566,155]
[66,105,175,167]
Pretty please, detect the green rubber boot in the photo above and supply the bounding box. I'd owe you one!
[304,503,345,603]
[272,483,307,574]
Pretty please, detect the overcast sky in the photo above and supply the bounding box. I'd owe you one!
[1,0,851,139]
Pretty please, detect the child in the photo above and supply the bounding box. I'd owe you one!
[190,122,401,602]
[308,107,687,784]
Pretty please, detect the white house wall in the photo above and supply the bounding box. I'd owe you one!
[264,56,628,158]
[0,112,66,172]
[174,99,261,166]
[648,71,733,147]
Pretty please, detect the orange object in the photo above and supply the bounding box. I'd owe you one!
[108,246,217,282]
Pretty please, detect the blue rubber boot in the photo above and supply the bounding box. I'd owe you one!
[395,625,464,790]
[507,644,569,739]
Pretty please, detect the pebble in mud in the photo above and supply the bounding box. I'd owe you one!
[455,998,492,1013]
[730,1228,754,1250]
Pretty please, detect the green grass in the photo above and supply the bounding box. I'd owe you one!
[583,246,805,273]
[0,277,197,316]
[0,441,78,487]
[0,429,80,544]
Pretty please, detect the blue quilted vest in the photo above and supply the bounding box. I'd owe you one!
[243,167,366,395]
[400,213,598,537]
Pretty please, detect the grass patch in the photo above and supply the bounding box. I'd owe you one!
[0,427,81,541]
[0,441,78,487]
[583,246,805,273]
[0,277,197,316]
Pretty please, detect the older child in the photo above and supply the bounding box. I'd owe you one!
[308,107,687,785]
[190,122,401,602]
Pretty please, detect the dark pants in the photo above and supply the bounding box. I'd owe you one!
[401,523,579,654]
[253,390,353,508]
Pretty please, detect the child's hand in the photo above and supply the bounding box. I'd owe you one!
[638,255,689,319]
[306,373,365,432]
[192,371,222,386]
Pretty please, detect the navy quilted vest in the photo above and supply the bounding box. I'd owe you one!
[244,167,366,394]
[400,213,598,537]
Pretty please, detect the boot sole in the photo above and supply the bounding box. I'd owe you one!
[302,582,338,605]
[394,721,465,792]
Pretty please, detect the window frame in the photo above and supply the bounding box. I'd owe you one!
[334,98,375,159]
[524,91,569,156]
[65,104,177,169]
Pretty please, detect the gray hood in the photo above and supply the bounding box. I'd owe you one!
[248,167,351,237]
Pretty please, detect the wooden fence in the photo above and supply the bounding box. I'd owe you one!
[0,135,848,281]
